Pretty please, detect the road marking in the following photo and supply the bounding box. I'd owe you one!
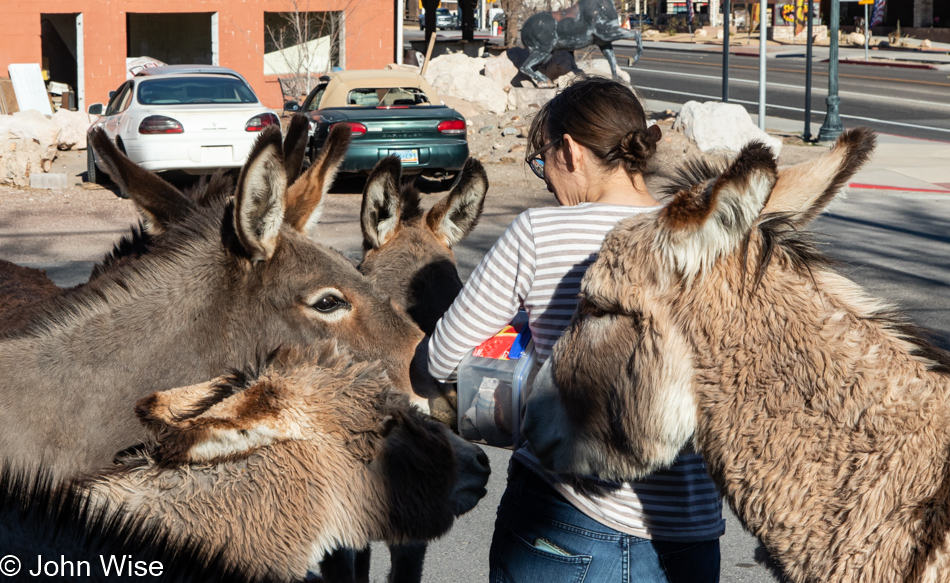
[633,55,950,88]
[634,85,950,134]
[631,67,950,109]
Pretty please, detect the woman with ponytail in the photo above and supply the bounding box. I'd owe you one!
[429,77,723,582]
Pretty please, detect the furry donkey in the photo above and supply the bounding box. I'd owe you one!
[315,156,489,583]
[1,343,490,582]
[0,120,425,482]
[523,128,950,582]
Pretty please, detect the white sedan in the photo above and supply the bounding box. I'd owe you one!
[86,65,278,185]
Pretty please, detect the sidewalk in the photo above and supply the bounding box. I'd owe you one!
[614,38,950,70]
[645,97,950,195]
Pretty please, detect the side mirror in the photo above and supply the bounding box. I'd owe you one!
[283,100,300,112]
[88,103,104,116]
[108,91,115,99]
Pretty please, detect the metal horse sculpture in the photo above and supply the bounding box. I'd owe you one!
[520,0,643,87]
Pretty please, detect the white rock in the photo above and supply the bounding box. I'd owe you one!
[847,32,866,46]
[673,101,782,156]
[424,53,508,114]
[483,54,520,91]
[644,29,660,38]
[50,109,93,150]
[695,28,708,37]
[0,111,59,186]
[717,29,725,40]
[440,95,485,119]
[507,87,557,110]
[30,172,68,190]
[921,39,932,48]
[576,57,631,83]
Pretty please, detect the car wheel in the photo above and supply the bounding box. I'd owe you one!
[86,147,111,187]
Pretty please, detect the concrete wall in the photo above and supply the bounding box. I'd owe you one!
[1,0,394,110]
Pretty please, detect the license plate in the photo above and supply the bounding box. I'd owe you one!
[391,149,419,165]
[201,146,233,164]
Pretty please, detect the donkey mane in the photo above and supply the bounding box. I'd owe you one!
[0,464,283,583]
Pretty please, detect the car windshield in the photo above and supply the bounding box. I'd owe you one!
[346,87,431,107]
[137,77,258,105]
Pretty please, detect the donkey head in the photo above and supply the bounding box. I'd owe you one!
[360,157,488,336]
[119,343,490,576]
[523,129,877,482]
[87,118,422,395]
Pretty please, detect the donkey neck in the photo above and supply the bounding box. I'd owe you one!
[682,264,950,582]
[87,441,386,579]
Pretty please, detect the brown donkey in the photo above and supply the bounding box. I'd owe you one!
[524,128,950,582]
[0,120,424,482]
[2,343,490,582]
[315,157,489,583]
[360,155,488,420]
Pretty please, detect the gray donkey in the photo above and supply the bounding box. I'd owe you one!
[0,121,424,481]
[316,156,489,583]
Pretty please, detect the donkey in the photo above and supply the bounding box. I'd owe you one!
[2,342,490,582]
[520,0,643,87]
[315,156,489,583]
[360,155,489,424]
[0,121,425,482]
[524,128,950,582]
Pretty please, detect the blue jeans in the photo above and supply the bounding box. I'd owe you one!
[489,461,720,583]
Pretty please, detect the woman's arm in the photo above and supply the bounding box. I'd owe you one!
[428,211,537,381]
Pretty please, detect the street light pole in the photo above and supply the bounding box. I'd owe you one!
[758,0,766,130]
[803,0,813,140]
[723,0,730,102]
[818,0,844,142]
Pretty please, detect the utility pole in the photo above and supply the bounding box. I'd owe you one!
[818,0,844,142]
[723,0,730,102]
[758,0,767,130]
[803,0,814,141]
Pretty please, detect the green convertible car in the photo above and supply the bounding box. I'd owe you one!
[300,69,469,181]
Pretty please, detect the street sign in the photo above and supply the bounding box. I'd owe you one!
[858,0,874,5]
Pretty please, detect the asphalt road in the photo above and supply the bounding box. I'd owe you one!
[614,46,950,141]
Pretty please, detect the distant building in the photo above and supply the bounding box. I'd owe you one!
[3,0,395,110]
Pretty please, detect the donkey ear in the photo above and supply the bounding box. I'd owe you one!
[426,158,488,248]
[89,128,193,235]
[134,377,239,433]
[136,376,303,464]
[284,123,351,239]
[234,126,287,262]
[361,156,403,249]
[764,127,875,227]
[657,142,777,280]
[282,114,311,185]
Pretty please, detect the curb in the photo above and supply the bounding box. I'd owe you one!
[849,182,950,194]
[833,59,939,70]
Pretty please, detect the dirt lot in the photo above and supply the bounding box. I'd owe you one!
[0,113,827,286]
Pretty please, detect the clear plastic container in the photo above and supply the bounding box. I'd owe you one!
[456,312,536,448]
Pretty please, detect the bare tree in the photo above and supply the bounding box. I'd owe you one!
[263,0,362,101]
[501,0,525,46]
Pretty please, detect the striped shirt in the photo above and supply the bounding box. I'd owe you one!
[429,202,725,542]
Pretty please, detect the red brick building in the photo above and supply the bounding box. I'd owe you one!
[2,0,395,110]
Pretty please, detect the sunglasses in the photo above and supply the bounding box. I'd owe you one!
[526,137,562,180]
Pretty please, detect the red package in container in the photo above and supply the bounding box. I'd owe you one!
[472,322,526,359]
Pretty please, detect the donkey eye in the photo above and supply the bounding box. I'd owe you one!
[312,294,349,313]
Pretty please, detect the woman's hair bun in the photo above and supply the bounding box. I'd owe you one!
[619,125,661,172]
